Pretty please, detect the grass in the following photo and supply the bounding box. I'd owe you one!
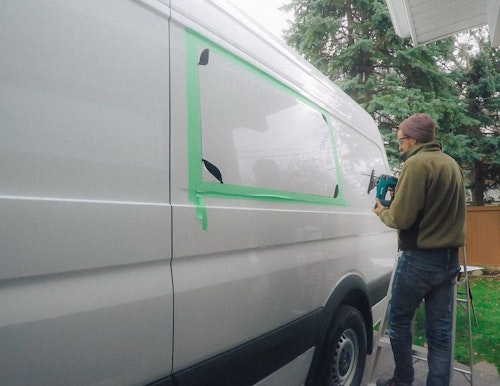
[413,275,500,372]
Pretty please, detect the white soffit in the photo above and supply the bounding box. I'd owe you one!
[385,0,500,46]
[489,0,500,45]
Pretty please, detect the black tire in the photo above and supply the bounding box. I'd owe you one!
[315,304,367,386]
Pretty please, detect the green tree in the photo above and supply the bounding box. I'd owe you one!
[283,0,498,204]
[445,33,500,205]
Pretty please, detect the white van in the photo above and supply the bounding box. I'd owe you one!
[0,1,397,385]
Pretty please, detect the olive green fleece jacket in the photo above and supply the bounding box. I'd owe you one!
[379,141,466,250]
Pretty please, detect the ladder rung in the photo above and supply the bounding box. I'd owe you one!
[377,336,391,349]
[411,344,428,356]
[454,367,472,375]
[377,337,429,357]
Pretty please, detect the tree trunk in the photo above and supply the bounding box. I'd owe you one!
[471,162,486,206]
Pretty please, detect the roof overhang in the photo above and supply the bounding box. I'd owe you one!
[385,0,500,46]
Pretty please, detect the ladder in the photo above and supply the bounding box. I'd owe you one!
[367,246,475,385]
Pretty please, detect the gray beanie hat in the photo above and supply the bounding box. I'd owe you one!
[399,113,436,142]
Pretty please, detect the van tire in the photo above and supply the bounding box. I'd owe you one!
[316,304,367,386]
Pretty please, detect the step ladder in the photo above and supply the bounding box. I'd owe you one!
[367,246,475,385]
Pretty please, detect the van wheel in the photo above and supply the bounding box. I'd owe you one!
[316,305,367,386]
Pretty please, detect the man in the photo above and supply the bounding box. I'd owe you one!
[373,113,466,386]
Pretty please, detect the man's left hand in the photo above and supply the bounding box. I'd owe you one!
[372,198,386,216]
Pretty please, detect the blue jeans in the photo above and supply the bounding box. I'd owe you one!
[388,249,460,386]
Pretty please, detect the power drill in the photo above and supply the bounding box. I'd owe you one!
[367,169,398,207]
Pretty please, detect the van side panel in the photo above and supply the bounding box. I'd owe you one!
[0,1,173,385]
[170,2,396,382]
[1,0,397,385]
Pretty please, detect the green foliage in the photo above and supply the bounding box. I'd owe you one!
[440,134,483,167]
[450,41,500,203]
[283,0,499,204]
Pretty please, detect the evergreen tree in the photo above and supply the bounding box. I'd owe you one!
[446,33,500,205]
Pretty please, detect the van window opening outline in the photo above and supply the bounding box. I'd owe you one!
[185,28,347,230]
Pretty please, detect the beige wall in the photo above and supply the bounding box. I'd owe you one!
[464,206,500,267]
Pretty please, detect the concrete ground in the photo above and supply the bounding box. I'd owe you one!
[361,347,500,386]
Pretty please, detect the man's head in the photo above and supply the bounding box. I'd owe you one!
[397,113,436,152]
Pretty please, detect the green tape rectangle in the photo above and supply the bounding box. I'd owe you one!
[185,28,347,229]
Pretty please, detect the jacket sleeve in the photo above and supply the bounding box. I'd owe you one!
[379,158,427,230]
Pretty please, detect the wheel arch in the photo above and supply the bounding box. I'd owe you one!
[306,274,374,385]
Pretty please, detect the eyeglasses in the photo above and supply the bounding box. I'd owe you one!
[397,136,410,145]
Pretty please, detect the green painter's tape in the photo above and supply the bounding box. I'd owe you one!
[197,182,344,206]
[324,114,345,202]
[186,31,207,229]
[185,29,346,230]
[186,33,202,203]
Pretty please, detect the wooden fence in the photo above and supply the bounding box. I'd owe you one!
[464,205,500,267]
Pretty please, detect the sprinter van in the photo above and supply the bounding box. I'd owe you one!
[0,1,397,385]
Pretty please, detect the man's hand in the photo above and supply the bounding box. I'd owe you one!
[372,198,386,217]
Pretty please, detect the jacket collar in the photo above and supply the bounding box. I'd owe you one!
[401,140,442,161]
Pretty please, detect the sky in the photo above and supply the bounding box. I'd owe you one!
[224,0,293,40]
